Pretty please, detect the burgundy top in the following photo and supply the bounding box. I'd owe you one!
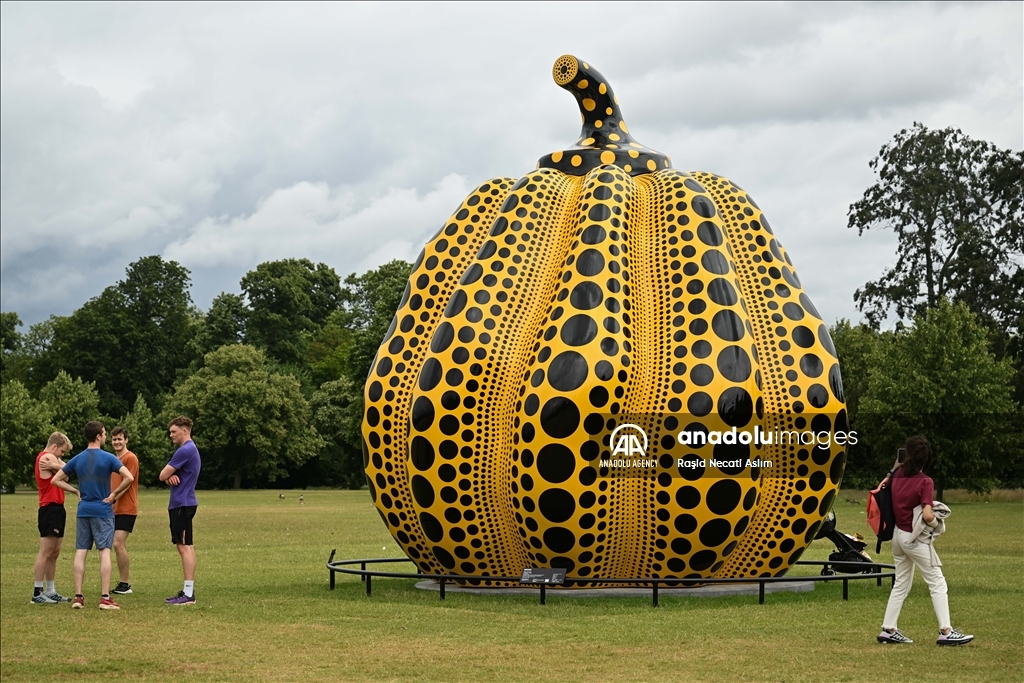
[891,468,934,532]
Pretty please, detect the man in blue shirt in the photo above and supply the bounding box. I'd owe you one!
[52,421,134,610]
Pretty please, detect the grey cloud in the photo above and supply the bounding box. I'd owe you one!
[1,2,1020,327]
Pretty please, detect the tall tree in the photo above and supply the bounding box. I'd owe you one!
[848,123,1023,331]
[336,259,412,383]
[34,256,196,415]
[0,380,54,491]
[309,378,365,488]
[1,312,24,383]
[165,344,322,489]
[192,293,249,356]
[857,301,1020,498]
[38,371,101,444]
[242,259,343,365]
[829,320,883,489]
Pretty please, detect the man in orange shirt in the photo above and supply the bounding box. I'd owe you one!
[109,427,140,595]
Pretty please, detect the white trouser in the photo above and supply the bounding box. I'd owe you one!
[882,527,950,631]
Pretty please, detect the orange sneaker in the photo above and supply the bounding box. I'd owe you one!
[98,596,120,610]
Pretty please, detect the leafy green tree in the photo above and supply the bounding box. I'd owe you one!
[848,123,1023,332]
[0,380,54,491]
[193,293,248,356]
[165,344,322,489]
[336,259,412,383]
[38,371,101,444]
[829,320,883,489]
[33,256,196,415]
[858,301,1020,498]
[309,378,365,488]
[1,312,23,383]
[304,313,353,388]
[242,259,342,365]
[118,395,174,487]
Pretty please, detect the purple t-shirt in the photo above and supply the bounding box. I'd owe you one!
[167,440,201,509]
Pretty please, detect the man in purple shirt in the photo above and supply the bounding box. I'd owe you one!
[159,416,201,605]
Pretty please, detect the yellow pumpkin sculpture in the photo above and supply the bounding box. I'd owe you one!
[361,55,848,585]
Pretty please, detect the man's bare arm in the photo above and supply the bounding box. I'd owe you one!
[38,453,65,473]
[160,464,179,486]
[104,466,134,504]
[50,470,80,499]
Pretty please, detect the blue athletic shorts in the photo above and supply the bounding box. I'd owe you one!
[76,517,115,550]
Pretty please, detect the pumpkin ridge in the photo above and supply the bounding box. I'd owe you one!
[362,177,516,573]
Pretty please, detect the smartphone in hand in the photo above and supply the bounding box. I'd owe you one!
[897,447,907,464]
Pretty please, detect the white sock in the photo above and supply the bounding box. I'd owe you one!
[45,580,55,593]
[183,580,194,597]
[35,581,44,589]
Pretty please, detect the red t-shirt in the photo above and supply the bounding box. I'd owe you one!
[35,451,65,507]
[890,469,934,532]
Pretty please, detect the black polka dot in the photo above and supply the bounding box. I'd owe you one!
[431,322,455,353]
[600,338,619,356]
[419,358,442,391]
[699,519,731,547]
[561,315,598,346]
[800,354,823,378]
[701,251,730,275]
[432,545,456,569]
[818,324,838,357]
[376,357,392,377]
[792,326,815,348]
[412,397,435,431]
[829,364,845,402]
[707,278,738,306]
[691,196,717,218]
[537,444,575,483]
[674,514,697,534]
[671,537,692,555]
[543,527,576,553]
[807,384,829,408]
[366,406,380,427]
[445,368,464,386]
[689,549,717,571]
[576,249,605,276]
[411,475,435,508]
[570,282,603,310]
[581,225,606,244]
[539,489,576,523]
[420,512,444,542]
[460,263,482,285]
[595,360,613,380]
[548,351,588,391]
[368,381,382,401]
[444,290,467,318]
[782,302,804,321]
[588,204,611,221]
[718,387,753,428]
[676,485,701,509]
[410,436,434,471]
[706,480,742,515]
[712,310,745,341]
[716,346,751,382]
[690,364,714,386]
[524,394,540,415]
[687,392,713,416]
[696,221,723,245]
[540,397,581,438]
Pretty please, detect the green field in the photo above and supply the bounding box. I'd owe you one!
[1,489,1021,682]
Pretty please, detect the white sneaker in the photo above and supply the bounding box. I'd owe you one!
[877,628,913,644]
[31,592,57,605]
[937,628,974,646]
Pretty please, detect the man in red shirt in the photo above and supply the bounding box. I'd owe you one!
[32,432,74,604]
[109,427,140,595]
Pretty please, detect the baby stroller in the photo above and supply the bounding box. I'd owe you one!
[815,509,877,575]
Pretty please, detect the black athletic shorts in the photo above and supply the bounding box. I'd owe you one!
[38,503,66,538]
[169,506,197,545]
[114,514,137,533]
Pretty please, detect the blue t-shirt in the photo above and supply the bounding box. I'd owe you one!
[62,448,124,518]
[167,440,201,509]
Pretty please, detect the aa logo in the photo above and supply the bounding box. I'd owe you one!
[610,424,648,458]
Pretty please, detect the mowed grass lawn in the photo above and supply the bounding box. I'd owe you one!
[1,489,1021,682]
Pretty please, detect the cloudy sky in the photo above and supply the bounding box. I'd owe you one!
[2,2,1021,329]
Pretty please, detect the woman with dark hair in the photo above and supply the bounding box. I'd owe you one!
[876,436,974,645]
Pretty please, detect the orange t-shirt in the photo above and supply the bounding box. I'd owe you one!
[111,451,140,516]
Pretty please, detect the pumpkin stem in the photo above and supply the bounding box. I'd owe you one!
[539,55,671,177]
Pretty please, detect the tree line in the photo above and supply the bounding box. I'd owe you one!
[2,257,411,491]
[1,123,1021,494]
